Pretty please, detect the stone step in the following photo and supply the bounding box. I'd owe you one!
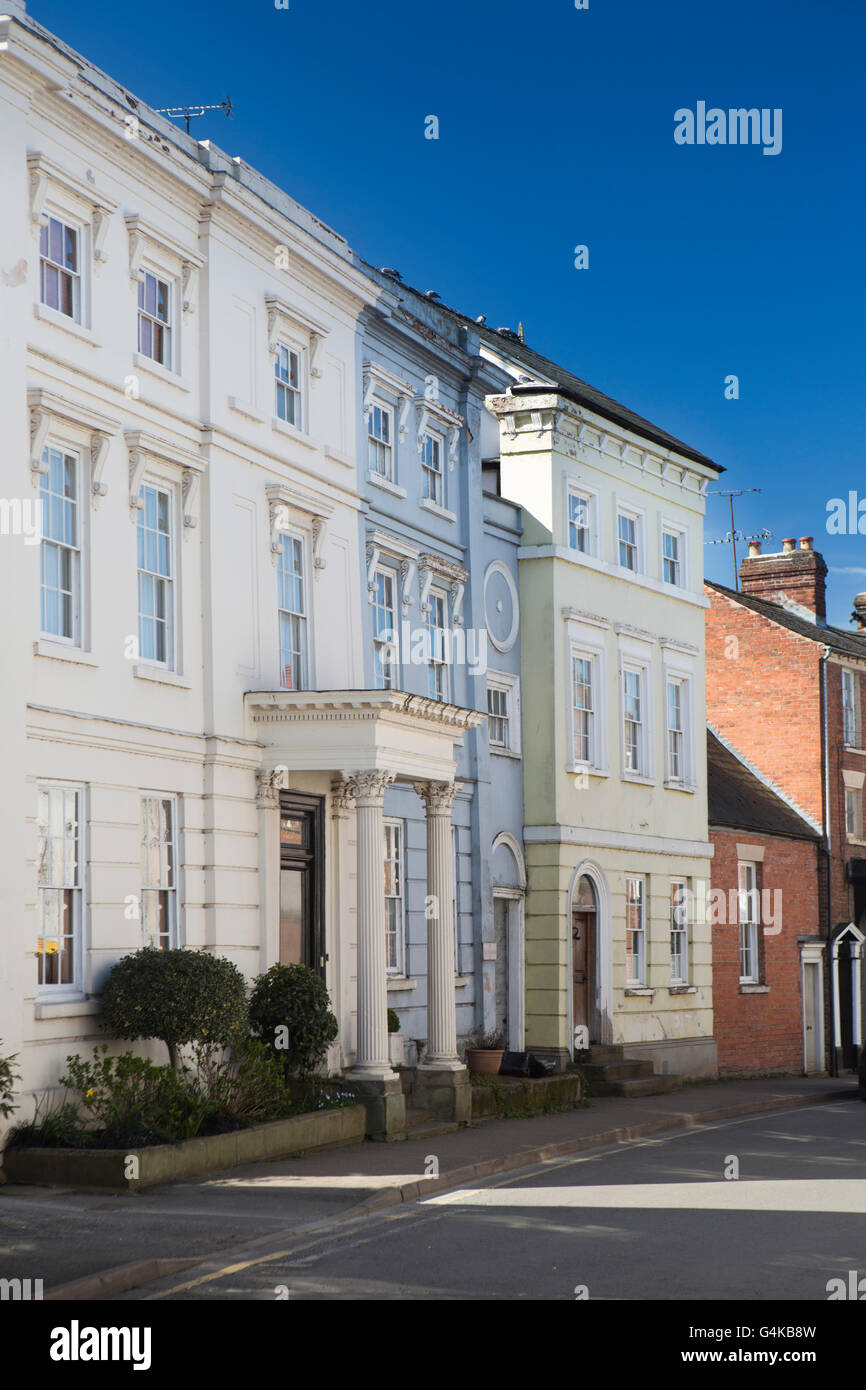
[580,1060,656,1083]
[403,1107,459,1141]
[613,1074,684,1098]
[587,1045,628,1062]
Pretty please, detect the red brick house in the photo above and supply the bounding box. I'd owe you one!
[706,537,866,1077]
[708,730,822,1075]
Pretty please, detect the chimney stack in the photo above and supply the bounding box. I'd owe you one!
[852,594,866,633]
[738,534,827,620]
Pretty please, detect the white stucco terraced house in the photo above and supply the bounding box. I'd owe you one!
[0,2,526,1137]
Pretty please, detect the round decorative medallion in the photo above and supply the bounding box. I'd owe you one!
[483,561,519,653]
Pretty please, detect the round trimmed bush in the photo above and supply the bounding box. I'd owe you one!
[249,964,338,1077]
[101,948,248,1069]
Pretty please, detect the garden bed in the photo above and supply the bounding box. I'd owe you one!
[3,1101,367,1191]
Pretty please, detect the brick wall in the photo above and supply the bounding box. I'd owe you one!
[710,829,819,1075]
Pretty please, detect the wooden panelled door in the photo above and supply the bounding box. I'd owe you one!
[572,875,597,1046]
[279,792,326,978]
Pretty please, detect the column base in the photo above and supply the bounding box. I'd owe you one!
[412,1065,471,1124]
[339,1074,406,1141]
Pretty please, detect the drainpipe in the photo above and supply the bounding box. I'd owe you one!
[821,647,837,1076]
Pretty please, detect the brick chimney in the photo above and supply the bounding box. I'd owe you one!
[738,535,827,620]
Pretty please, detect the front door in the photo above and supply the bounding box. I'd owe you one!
[279,792,325,978]
[803,960,820,1073]
[493,896,509,1042]
[572,874,598,1049]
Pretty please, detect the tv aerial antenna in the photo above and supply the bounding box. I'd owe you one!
[156,96,233,135]
[705,488,772,591]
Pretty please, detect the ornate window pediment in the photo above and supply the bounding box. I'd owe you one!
[27,153,117,262]
[28,388,120,506]
[418,551,469,626]
[362,361,414,442]
[266,482,333,571]
[124,215,203,312]
[414,393,463,472]
[365,527,420,612]
[124,429,203,531]
[265,295,329,379]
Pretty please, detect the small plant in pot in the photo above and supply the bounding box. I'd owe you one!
[387,1008,404,1068]
[464,1030,505,1076]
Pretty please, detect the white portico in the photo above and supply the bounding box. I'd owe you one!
[244,690,484,1135]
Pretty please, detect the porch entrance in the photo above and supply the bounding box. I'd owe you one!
[279,791,325,978]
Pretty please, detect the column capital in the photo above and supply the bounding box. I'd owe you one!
[413,779,457,814]
[256,766,288,810]
[344,769,396,806]
[330,777,356,816]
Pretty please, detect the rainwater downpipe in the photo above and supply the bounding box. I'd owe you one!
[821,646,837,1076]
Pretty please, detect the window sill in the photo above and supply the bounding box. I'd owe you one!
[133,663,191,689]
[847,836,866,847]
[739,983,770,994]
[367,470,407,499]
[228,396,265,423]
[664,779,697,794]
[567,764,608,778]
[490,745,522,760]
[842,744,866,754]
[386,976,418,992]
[33,302,99,346]
[668,985,697,995]
[34,639,98,666]
[420,497,457,523]
[621,772,654,787]
[34,997,101,1019]
[132,352,189,392]
[272,415,316,450]
[625,987,654,997]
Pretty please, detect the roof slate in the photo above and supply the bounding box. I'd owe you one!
[707,731,820,840]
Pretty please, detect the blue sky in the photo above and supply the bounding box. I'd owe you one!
[27,0,866,625]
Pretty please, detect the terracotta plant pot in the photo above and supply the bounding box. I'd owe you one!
[466,1048,504,1076]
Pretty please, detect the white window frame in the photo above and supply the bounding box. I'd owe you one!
[621,662,651,779]
[843,669,860,748]
[571,650,600,769]
[277,528,309,692]
[383,818,406,976]
[625,875,646,986]
[39,213,82,323]
[274,341,303,429]
[368,400,395,483]
[36,782,84,998]
[372,564,399,690]
[426,586,449,701]
[738,861,760,983]
[670,877,689,985]
[140,795,179,950]
[421,429,445,506]
[39,444,81,646]
[137,479,175,669]
[665,674,692,786]
[486,670,521,757]
[137,268,173,370]
[616,501,644,574]
[660,518,687,589]
[566,484,597,557]
[845,786,863,842]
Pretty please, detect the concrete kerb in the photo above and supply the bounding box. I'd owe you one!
[44,1086,855,1302]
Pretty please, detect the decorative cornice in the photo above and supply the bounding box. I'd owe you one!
[244,689,485,732]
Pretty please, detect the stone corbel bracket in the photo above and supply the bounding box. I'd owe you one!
[29,407,51,484]
[362,361,415,442]
[124,214,203,293]
[399,557,417,615]
[414,394,463,465]
[182,261,198,315]
[311,515,328,570]
[418,552,468,622]
[90,431,111,505]
[182,468,201,532]
[365,542,380,602]
[265,295,329,370]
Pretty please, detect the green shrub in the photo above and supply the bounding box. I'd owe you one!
[249,964,338,1077]
[6,1092,87,1149]
[101,948,248,1069]
[387,1008,400,1034]
[61,1047,210,1146]
[0,1040,19,1120]
[192,1037,293,1125]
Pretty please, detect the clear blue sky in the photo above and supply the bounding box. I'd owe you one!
[27,0,866,626]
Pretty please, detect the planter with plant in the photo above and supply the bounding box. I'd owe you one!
[387,1008,404,1067]
[464,1030,505,1076]
[249,962,339,1105]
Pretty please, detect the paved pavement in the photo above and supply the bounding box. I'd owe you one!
[119,1098,865,1301]
[0,1074,857,1297]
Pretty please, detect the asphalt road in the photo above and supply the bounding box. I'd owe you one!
[124,1100,866,1301]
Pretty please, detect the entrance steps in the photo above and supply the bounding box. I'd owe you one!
[403,1107,459,1140]
[579,1044,684,1098]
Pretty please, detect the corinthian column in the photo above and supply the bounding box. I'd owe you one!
[414,779,461,1070]
[346,769,395,1077]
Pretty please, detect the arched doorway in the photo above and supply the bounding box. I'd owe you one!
[571,874,598,1049]
[490,832,526,1050]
